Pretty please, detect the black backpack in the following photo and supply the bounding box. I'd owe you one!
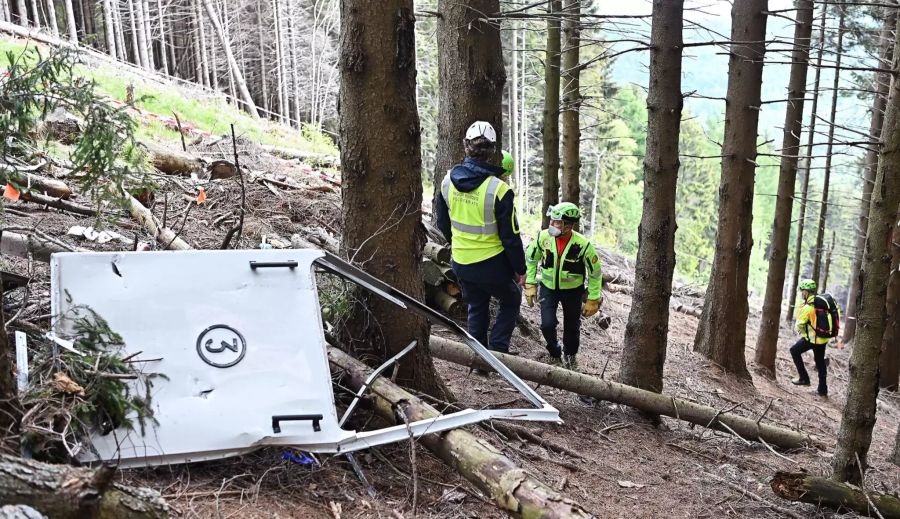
[811,293,841,339]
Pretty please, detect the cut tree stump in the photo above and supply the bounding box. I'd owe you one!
[327,346,593,518]
[771,471,900,518]
[426,285,466,320]
[0,455,169,518]
[428,336,822,450]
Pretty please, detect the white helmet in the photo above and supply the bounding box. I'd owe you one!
[464,121,497,143]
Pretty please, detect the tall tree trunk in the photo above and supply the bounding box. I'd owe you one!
[45,0,58,36]
[201,0,260,116]
[102,0,115,56]
[560,0,580,205]
[167,15,176,74]
[431,0,505,205]
[0,287,21,455]
[220,0,236,103]
[28,0,38,27]
[62,0,76,41]
[693,0,767,378]
[821,230,836,291]
[811,5,845,287]
[113,0,128,62]
[14,0,27,26]
[287,0,301,126]
[832,13,900,484]
[256,0,268,112]
[192,10,203,82]
[339,0,445,395]
[619,0,683,394]
[195,0,209,86]
[893,426,900,466]
[541,0,562,228]
[509,14,519,188]
[83,0,94,38]
[156,0,168,74]
[273,0,286,122]
[127,0,140,65]
[844,9,896,344]
[0,0,8,24]
[133,0,148,68]
[142,0,154,69]
[786,5,827,322]
[878,205,900,391]
[754,0,814,377]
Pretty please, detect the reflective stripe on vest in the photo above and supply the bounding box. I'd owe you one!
[441,175,503,235]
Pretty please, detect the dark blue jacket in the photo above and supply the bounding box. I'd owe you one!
[434,158,526,282]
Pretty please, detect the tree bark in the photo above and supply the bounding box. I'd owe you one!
[772,471,900,519]
[272,0,286,122]
[141,0,153,69]
[811,6,845,288]
[127,0,141,65]
[156,0,168,74]
[832,12,900,485]
[45,0,58,36]
[102,0,115,56]
[786,4,827,322]
[754,0,814,377]
[0,455,170,518]
[113,0,127,62]
[194,0,209,86]
[132,0,148,68]
[845,9,896,344]
[118,187,192,250]
[256,0,268,112]
[879,214,900,391]
[142,141,204,175]
[14,0,27,26]
[339,0,444,395]
[559,0,580,205]
[431,0,505,204]
[0,231,82,262]
[429,336,820,450]
[287,0,300,126]
[541,0,561,228]
[201,0,259,117]
[893,426,900,466]
[0,168,73,199]
[328,346,592,518]
[693,0,767,378]
[62,0,76,41]
[619,0,683,394]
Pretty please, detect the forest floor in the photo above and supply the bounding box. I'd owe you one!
[2,31,899,519]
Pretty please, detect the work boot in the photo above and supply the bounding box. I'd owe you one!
[790,377,810,386]
[548,356,563,367]
[563,355,579,372]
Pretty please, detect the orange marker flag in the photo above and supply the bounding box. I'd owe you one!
[3,183,20,201]
[196,187,207,204]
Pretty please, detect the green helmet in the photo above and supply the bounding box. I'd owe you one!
[547,202,582,222]
[501,150,515,176]
[798,279,817,291]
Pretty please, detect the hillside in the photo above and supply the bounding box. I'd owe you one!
[0,29,899,519]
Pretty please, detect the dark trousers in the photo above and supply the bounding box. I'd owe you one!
[539,285,584,357]
[458,278,521,353]
[790,338,828,394]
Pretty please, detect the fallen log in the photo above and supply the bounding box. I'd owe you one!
[423,242,451,264]
[141,141,203,176]
[120,188,192,250]
[327,346,592,518]
[0,231,84,262]
[0,168,72,199]
[17,192,97,216]
[259,144,339,168]
[771,471,900,518]
[0,454,169,518]
[428,337,821,450]
[426,285,466,320]
[673,304,702,318]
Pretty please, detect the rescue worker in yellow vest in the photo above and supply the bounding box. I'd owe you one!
[524,203,602,370]
[434,122,526,355]
[791,279,833,397]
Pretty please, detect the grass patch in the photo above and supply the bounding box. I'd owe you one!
[0,37,337,154]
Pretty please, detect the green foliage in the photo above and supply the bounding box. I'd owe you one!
[0,45,148,205]
[22,304,163,461]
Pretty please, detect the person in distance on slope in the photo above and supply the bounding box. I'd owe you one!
[791,279,841,397]
[524,202,603,371]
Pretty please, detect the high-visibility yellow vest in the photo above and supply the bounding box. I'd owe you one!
[441,174,510,265]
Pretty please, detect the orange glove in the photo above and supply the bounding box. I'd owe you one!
[582,299,600,317]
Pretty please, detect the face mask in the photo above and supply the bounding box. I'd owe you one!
[548,226,562,237]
